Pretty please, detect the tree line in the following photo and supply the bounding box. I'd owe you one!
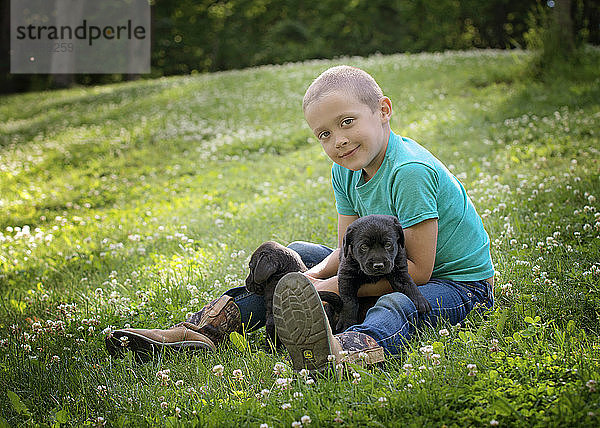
[1,0,598,93]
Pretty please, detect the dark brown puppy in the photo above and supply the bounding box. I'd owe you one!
[337,215,432,332]
[245,241,307,348]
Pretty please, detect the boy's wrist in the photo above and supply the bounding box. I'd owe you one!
[305,271,327,281]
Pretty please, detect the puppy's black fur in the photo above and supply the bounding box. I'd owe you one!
[337,214,432,332]
[245,241,307,348]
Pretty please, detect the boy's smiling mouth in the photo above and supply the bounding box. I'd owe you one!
[340,146,360,158]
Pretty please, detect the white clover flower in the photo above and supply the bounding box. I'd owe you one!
[281,403,291,410]
[232,369,244,381]
[378,396,388,406]
[490,420,499,426]
[212,364,224,377]
[275,377,293,389]
[160,401,168,410]
[299,368,309,378]
[586,379,597,392]
[420,345,434,356]
[439,328,450,337]
[273,362,287,376]
[301,415,311,424]
[467,363,478,376]
[292,422,301,428]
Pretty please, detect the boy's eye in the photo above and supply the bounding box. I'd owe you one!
[318,131,330,140]
[341,118,354,126]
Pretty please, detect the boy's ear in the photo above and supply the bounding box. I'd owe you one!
[379,97,392,123]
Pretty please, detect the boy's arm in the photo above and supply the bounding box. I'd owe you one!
[402,218,437,285]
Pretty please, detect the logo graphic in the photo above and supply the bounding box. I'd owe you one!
[303,350,314,360]
[11,0,150,74]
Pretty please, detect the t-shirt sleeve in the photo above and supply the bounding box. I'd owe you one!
[331,165,357,216]
[391,162,439,228]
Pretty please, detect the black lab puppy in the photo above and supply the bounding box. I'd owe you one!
[337,215,432,332]
[245,241,307,348]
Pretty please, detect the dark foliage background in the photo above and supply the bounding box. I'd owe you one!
[1,0,598,93]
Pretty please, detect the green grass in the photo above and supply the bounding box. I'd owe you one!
[1,48,599,427]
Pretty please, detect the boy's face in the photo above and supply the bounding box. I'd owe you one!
[304,91,391,181]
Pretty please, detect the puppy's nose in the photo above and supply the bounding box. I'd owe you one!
[372,262,385,270]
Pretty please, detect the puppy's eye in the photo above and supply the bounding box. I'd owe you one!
[359,244,369,252]
[384,242,393,250]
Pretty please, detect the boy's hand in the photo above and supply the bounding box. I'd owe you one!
[306,275,340,295]
[305,274,393,298]
[304,248,342,279]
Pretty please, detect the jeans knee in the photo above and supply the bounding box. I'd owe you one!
[286,241,332,269]
[376,293,418,319]
[286,241,306,253]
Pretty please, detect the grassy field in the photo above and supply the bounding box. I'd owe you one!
[1,49,599,427]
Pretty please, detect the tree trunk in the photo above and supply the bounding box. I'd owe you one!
[554,0,575,55]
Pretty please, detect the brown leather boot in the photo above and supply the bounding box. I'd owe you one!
[273,273,384,372]
[105,295,241,358]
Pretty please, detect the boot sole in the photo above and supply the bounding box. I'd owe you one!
[273,272,333,372]
[105,330,214,359]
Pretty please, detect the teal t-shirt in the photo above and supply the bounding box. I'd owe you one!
[332,131,494,282]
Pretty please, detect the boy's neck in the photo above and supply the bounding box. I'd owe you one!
[362,127,392,182]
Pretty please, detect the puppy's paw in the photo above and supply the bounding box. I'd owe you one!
[336,318,356,333]
[415,295,432,314]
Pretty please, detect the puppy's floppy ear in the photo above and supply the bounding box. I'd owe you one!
[253,255,278,284]
[392,216,405,248]
[342,226,355,259]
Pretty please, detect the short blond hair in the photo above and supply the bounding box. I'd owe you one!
[302,65,384,113]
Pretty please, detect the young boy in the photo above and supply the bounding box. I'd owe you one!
[271,65,494,371]
[106,66,494,373]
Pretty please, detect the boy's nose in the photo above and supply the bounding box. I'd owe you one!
[335,135,349,148]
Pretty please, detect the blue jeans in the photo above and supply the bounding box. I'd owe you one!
[224,241,494,355]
